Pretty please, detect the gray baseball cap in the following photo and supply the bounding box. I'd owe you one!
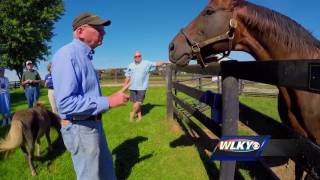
[72,12,111,30]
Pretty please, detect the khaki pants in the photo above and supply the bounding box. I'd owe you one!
[48,89,58,114]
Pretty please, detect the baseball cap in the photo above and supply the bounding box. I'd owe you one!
[26,61,32,65]
[72,12,111,30]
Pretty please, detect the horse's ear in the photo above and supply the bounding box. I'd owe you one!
[35,101,46,108]
[212,0,236,8]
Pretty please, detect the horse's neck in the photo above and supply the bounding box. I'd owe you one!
[236,5,320,60]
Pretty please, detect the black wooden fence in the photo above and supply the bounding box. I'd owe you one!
[9,81,21,89]
[166,60,320,180]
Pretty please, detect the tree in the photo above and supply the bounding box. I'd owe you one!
[0,0,64,80]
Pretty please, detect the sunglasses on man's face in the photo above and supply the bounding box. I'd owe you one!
[134,55,141,58]
[89,25,105,34]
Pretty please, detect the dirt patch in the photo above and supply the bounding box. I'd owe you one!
[274,160,296,179]
[168,119,183,134]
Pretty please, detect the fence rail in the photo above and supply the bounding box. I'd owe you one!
[9,81,21,89]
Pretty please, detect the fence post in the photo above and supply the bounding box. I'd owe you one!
[115,70,118,83]
[166,64,174,120]
[198,74,202,90]
[219,75,239,180]
[15,81,19,88]
[238,79,243,95]
[217,76,221,93]
[174,70,177,107]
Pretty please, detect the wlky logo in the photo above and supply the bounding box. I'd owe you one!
[218,139,261,152]
[211,136,270,161]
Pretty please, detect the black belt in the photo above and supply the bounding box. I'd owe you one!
[70,113,102,121]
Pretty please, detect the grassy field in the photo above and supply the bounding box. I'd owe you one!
[0,86,280,180]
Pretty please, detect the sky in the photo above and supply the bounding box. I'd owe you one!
[5,0,320,80]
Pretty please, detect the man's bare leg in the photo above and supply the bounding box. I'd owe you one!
[130,111,135,122]
[130,102,140,122]
[130,103,137,122]
[136,102,142,122]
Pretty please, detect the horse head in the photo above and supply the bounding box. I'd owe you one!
[169,0,239,66]
[169,0,320,66]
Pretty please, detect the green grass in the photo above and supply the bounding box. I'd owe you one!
[240,95,280,121]
[243,82,277,90]
[0,87,208,180]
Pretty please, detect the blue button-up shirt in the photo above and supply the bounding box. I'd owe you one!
[44,73,54,89]
[125,60,156,90]
[51,39,109,119]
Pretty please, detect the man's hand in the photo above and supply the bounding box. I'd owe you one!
[108,83,130,108]
[22,79,31,85]
[31,80,40,84]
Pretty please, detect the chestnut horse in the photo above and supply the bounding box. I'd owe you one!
[169,0,320,144]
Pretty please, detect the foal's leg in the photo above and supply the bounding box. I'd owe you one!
[25,130,37,176]
[45,129,53,153]
[27,145,37,176]
[36,138,41,156]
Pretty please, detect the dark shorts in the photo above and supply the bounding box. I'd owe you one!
[130,90,146,103]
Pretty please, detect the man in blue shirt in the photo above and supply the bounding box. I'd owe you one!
[52,13,129,180]
[124,51,167,122]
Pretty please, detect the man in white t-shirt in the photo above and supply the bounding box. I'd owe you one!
[124,51,168,122]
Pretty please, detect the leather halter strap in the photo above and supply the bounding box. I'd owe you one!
[180,16,238,68]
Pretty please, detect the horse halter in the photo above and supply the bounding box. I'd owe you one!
[180,18,238,68]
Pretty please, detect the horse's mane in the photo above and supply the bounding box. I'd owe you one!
[237,1,320,54]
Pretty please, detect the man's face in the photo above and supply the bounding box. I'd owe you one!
[134,54,142,63]
[26,63,33,70]
[78,24,105,49]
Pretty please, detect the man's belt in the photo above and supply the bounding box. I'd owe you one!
[25,84,38,87]
[70,113,102,121]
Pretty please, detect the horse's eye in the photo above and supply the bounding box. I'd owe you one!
[205,9,215,15]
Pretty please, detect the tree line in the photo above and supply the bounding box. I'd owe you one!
[0,0,64,80]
